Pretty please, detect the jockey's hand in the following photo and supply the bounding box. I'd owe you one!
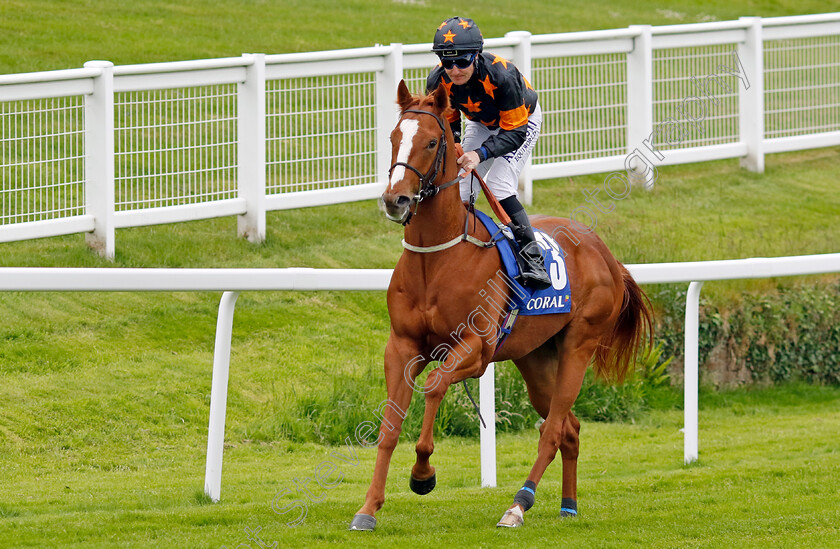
[457,150,481,173]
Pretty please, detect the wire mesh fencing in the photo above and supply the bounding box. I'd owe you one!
[0,96,85,225]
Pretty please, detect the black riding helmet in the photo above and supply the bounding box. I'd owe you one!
[432,17,484,57]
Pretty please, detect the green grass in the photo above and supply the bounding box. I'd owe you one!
[2,144,836,541]
[0,0,834,74]
[2,1,840,547]
[1,384,838,548]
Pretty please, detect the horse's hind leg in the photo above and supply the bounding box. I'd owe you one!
[559,411,581,517]
[516,355,583,513]
[513,341,557,419]
[493,343,556,527]
[497,325,599,527]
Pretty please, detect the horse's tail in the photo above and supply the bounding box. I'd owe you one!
[592,264,654,384]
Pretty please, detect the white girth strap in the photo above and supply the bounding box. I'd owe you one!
[401,233,490,253]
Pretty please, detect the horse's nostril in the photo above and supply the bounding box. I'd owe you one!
[396,195,411,208]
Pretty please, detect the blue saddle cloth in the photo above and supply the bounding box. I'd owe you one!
[473,209,572,317]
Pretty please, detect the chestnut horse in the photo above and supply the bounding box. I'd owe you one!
[349,80,652,531]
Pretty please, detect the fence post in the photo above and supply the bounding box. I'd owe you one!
[506,31,534,205]
[84,61,115,259]
[376,43,403,189]
[626,26,655,190]
[205,290,240,502]
[684,281,704,464]
[237,54,266,243]
[479,362,497,488]
[738,17,765,173]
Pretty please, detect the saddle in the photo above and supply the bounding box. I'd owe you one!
[473,209,572,318]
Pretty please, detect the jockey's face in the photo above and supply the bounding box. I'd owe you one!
[445,62,474,85]
[442,53,476,85]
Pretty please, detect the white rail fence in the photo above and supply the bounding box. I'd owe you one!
[2,252,838,500]
[2,14,840,256]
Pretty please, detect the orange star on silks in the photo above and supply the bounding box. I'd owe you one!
[524,77,534,90]
[461,97,482,113]
[480,75,497,99]
[440,79,453,95]
[481,119,498,127]
[442,29,456,43]
[491,55,509,69]
[458,20,471,29]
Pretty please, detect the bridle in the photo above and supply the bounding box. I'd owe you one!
[388,108,461,226]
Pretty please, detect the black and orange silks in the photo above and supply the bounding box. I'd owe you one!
[426,52,538,161]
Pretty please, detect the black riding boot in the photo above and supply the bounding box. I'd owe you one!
[500,196,551,290]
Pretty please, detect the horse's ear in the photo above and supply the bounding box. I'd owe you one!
[397,80,413,113]
[432,82,451,114]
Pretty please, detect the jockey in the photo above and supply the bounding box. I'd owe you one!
[426,16,551,290]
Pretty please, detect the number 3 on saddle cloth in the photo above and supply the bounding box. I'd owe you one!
[473,210,572,354]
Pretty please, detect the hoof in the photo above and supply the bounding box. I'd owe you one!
[496,506,524,528]
[409,473,436,495]
[348,513,376,531]
[560,498,577,518]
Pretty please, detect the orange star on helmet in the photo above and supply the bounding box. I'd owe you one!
[442,29,456,43]
[458,20,471,29]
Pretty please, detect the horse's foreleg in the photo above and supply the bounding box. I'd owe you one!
[350,338,425,531]
[408,366,449,494]
[411,340,484,495]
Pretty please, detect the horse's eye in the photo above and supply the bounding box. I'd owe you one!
[427,139,438,149]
